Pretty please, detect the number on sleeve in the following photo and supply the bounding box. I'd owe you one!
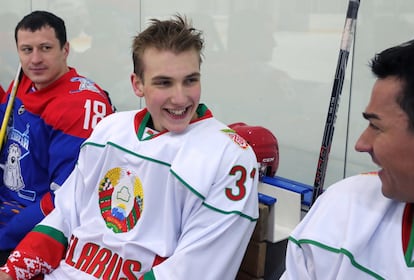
[225,165,256,201]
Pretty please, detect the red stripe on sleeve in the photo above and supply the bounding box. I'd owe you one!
[1,231,66,279]
[40,193,55,216]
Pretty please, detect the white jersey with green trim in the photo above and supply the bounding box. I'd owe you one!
[281,173,414,280]
[41,108,259,279]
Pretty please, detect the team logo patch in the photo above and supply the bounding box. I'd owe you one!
[98,167,144,233]
[70,77,100,93]
[222,129,249,149]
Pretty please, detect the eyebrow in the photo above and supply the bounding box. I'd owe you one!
[152,72,200,81]
[187,72,201,78]
[362,112,380,120]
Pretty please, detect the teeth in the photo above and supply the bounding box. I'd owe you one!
[168,108,186,116]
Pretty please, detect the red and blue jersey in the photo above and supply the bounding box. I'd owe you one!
[0,67,114,250]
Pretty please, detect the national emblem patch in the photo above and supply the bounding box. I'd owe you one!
[98,167,144,233]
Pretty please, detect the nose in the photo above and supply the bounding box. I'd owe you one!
[354,128,372,153]
[31,49,42,64]
[170,86,186,104]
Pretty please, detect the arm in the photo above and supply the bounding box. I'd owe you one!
[0,197,51,250]
[0,89,114,250]
[0,132,83,250]
[280,237,313,280]
[281,189,332,280]
[148,145,259,279]
[150,203,257,279]
[0,228,66,279]
[0,164,86,279]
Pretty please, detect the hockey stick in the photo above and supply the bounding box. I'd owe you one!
[0,64,22,152]
[311,0,360,206]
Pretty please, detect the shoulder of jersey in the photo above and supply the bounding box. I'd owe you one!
[221,127,251,151]
[88,111,135,137]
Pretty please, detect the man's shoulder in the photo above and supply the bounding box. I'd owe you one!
[188,118,256,157]
[50,68,109,102]
[94,110,136,126]
[174,118,258,180]
[290,171,403,271]
[46,71,115,116]
[297,172,389,234]
[318,172,382,205]
[326,172,381,193]
[87,110,137,137]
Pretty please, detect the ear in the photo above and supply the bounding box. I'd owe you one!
[131,73,144,97]
[63,42,70,58]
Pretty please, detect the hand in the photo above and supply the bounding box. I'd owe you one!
[0,271,12,280]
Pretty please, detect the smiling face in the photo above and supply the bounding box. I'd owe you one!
[131,47,201,133]
[355,76,414,202]
[16,25,69,90]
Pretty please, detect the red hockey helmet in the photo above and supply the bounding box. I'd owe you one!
[228,122,279,178]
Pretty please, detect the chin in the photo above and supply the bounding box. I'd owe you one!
[380,184,392,197]
[381,189,392,199]
[166,119,192,133]
[168,123,190,134]
[380,186,404,202]
[169,127,187,134]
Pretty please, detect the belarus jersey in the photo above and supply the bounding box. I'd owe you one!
[0,68,114,250]
[1,105,259,279]
[281,173,414,280]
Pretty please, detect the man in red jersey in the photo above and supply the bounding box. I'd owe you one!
[0,10,115,264]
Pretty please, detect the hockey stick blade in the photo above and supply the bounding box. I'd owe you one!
[311,0,360,206]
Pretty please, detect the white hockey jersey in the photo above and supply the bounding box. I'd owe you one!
[281,172,414,280]
[1,106,259,280]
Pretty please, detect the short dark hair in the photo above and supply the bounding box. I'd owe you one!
[132,14,204,79]
[15,10,67,48]
[370,40,414,131]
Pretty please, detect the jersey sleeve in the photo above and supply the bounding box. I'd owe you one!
[0,201,46,252]
[281,182,340,280]
[40,157,89,243]
[0,89,114,251]
[42,87,115,218]
[0,227,67,279]
[47,88,114,186]
[280,237,314,280]
[149,140,259,279]
[282,174,386,280]
[0,163,87,279]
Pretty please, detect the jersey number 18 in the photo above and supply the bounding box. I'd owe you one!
[83,99,107,130]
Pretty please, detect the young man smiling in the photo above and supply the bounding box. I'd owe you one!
[0,14,259,279]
